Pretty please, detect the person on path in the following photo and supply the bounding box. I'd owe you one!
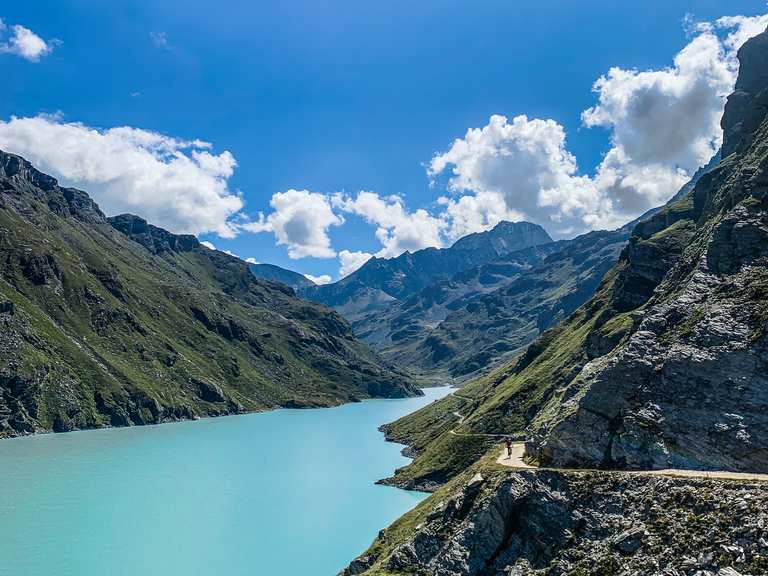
[505,438,513,459]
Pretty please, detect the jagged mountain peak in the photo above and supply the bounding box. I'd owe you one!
[450,220,552,251]
[108,213,200,255]
[0,149,58,191]
[302,219,555,316]
[0,148,105,224]
[721,25,768,157]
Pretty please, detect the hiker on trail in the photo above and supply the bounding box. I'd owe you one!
[505,438,512,459]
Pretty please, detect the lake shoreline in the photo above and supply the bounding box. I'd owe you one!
[0,384,440,444]
[0,386,453,576]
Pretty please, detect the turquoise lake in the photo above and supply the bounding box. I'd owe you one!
[0,386,452,576]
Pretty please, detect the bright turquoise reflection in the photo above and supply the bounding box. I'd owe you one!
[0,387,452,576]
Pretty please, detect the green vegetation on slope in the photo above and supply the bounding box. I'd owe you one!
[0,151,416,437]
[379,159,707,488]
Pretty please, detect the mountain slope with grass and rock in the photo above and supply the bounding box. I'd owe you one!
[342,25,768,576]
[0,151,418,438]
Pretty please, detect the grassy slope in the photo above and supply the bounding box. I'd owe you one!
[343,184,710,571]
[0,154,415,436]
[379,182,700,488]
[348,116,768,575]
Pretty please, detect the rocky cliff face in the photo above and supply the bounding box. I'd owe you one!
[344,469,768,576]
[0,151,417,437]
[343,24,768,576]
[526,29,768,473]
[374,27,768,494]
[341,30,768,576]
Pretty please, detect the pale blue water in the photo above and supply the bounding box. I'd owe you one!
[0,387,451,576]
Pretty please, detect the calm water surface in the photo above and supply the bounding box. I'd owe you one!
[0,386,452,576]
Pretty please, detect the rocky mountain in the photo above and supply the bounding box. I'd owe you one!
[356,228,629,382]
[301,221,553,323]
[0,151,418,438]
[342,26,768,576]
[522,29,768,473]
[297,219,633,384]
[344,469,768,576]
[249,262,315,291]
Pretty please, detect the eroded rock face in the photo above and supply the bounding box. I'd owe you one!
[528,167,768,473]
[344,471,768,576]
[526,28,768,474]
[108,214,199,254]
[721,28,768,158]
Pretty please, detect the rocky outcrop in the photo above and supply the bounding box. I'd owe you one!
[108,214,199,254]
[721,29,768,158]
[526,28,768,473]
[345,470,768,576]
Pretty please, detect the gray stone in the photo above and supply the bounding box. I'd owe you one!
[612,526,646,554]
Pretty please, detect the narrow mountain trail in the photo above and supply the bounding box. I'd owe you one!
[495,444,768,482]
[447,391,768,482]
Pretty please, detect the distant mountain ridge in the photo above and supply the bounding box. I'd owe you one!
[248,262,315,291]
[261,219,630,383]
[361,227,630,381]
[301,221,553,320]
[249,219,634,382]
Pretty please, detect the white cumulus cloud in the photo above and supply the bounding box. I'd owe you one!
[338,249,373,277]
[252,12,768,263]
[427,14,768,237]
[243,189,342,259]
[332,191,446,257]
[304,273,333,285]
[429,114,611,237]
[436,190,524,242]
[0,115,244,238]
[715,13,768,53]
[0,19,55,62]
[581,26,737,216]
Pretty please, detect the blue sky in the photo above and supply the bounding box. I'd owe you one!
[1,1,767,282]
